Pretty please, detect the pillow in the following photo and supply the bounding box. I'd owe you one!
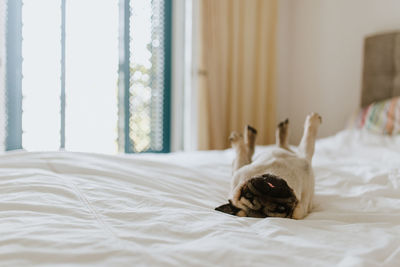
[354,96,400,135]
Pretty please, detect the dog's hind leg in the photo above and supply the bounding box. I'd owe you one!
[244,125,257,161]
[298,112,322,162]
[276,119,290,150]
[230,125,257,172]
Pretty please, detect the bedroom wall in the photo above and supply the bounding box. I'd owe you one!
[277,0,400,143]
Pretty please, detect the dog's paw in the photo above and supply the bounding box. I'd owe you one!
[306,112,322,128]
[277,118,289,129]
[229,131,243,144]
[277,118,289,137]
[246,125,257,135]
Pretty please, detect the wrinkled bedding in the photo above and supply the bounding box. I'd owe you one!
[0,130,400,266]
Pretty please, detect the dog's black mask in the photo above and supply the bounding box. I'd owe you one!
[215,174,298,218]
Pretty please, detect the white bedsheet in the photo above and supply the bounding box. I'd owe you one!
[0,130,400,266]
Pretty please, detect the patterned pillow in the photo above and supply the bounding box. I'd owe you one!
[354,97,400,135]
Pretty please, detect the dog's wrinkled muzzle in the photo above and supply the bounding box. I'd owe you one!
[215,174,298,218]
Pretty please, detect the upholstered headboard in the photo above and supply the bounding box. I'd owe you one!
[361,31,400,107]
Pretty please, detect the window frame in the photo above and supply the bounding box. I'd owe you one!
[5,0,23,151]
[5,0,172,153]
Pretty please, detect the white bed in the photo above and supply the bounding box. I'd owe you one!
[1,129,400,266]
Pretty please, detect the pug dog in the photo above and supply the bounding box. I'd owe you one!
[216,113,322,219]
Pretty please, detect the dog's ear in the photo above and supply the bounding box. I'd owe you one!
[215,200,241,215]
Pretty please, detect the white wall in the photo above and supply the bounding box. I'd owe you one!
[277,0,400,143]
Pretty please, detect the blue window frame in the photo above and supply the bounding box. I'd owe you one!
[5,0,22,151]
[5,0,171,153]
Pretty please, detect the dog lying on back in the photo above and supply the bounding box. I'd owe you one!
[216,113,322,219]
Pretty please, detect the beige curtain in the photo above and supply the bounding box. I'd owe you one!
[197,0,277,150]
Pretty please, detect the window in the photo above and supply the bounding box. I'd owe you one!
[6,0,171,153]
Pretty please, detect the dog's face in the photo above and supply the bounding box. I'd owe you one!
[216,174,298,218]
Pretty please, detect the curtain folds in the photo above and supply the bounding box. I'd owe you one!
[197,0,277,150]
